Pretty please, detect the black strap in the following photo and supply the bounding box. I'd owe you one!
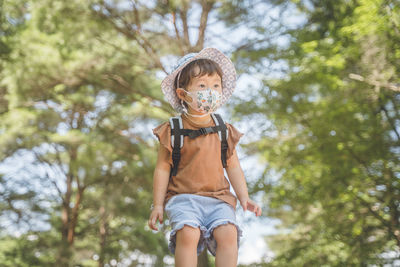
[213,114,228,168]
[169,114,229,178]
[176,125,227,139]
[170,118,181,177]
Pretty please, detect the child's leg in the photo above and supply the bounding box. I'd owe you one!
[213,223,238,267]
[175,225,201,267]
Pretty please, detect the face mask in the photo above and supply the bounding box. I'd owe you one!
[182,88,222,116]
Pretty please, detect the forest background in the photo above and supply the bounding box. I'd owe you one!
[0,0,399,266]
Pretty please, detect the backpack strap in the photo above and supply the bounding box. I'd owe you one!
[169,116,183,177]
[211,113,229,168]
[168,113,230,178]
[181,125,226,139]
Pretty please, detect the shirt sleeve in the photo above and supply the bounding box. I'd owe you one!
[225,123,244,164]
[152,122,173,167]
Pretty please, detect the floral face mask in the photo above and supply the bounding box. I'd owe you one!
[182,88,222,116]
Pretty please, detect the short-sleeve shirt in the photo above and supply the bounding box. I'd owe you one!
[152,114,244,209]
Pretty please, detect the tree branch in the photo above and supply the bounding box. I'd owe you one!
[92,4,168,74]
[32,150,66,205]
[101,73,173,114]
[180,1,191,50]
[349,73,400,92]
[195,0,215,50]
[380,104,400,143]
[172,12,181,42]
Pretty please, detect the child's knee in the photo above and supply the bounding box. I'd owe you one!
[213,224,238,248]
[176,225,201,247]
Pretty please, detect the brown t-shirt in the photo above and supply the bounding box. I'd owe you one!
[152,114,244,209]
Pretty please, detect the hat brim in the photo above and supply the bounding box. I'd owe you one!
[161,47,236,113]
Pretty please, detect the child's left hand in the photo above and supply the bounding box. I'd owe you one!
[240,197,262,217]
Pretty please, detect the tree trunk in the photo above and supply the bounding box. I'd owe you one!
[98,205,108,267]
[197,248,210,267]
[57,147,85,266]
[57,240,73,267]
[57,173,74,267]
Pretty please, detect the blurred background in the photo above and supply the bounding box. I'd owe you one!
[0,0,399,266]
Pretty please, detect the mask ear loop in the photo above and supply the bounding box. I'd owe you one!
[176,66,214,118]
[180,99,189,114]
[176,69,190,114]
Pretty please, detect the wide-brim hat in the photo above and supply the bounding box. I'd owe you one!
[161,47,236,113]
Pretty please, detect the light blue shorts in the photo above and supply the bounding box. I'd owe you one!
[164,193,242,256]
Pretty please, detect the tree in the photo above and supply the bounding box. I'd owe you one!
[1,0,252,266]
[1,0,169,265]
[231,0,400,265]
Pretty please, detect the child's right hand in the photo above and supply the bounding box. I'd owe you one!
[148,205,164,231]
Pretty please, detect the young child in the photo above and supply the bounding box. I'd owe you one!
[148,47,261,267]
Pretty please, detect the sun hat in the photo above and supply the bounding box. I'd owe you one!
[161,47,237,113]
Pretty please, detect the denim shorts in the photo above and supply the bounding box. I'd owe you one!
[164,193,242,256]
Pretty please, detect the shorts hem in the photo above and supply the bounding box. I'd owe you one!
[205,220,243,256]
[168,221,208,256]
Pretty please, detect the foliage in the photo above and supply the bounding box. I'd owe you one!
[1,0,399,266]
[0,0,170,265]
[232,0,400,265]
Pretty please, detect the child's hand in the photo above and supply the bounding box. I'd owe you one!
[240,197,262,217]
[148,205,164,231]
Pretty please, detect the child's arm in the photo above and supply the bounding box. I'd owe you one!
[148,145,171,231]
[226,150,262,217]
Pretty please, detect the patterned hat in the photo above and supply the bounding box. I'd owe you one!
[161,47,237,113]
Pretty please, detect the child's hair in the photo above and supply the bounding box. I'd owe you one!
[174,59,223,109]
[175,59,223,90]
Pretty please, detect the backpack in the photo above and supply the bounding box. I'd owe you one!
[169,113,229,178]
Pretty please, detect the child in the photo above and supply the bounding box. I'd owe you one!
[148,47,261,267]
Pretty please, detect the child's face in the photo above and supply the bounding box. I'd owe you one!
[186,72,222,94]
[176,66,222,104]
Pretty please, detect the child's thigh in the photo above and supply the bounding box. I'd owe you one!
[212,223,238,245]
[164,194,203,224]
[176,225,201,245]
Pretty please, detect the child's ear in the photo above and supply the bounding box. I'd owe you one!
[176,88,194,102]
[176,88,186,101]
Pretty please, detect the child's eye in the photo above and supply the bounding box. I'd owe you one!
[199,84,206,88]
[214,84,220,88]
